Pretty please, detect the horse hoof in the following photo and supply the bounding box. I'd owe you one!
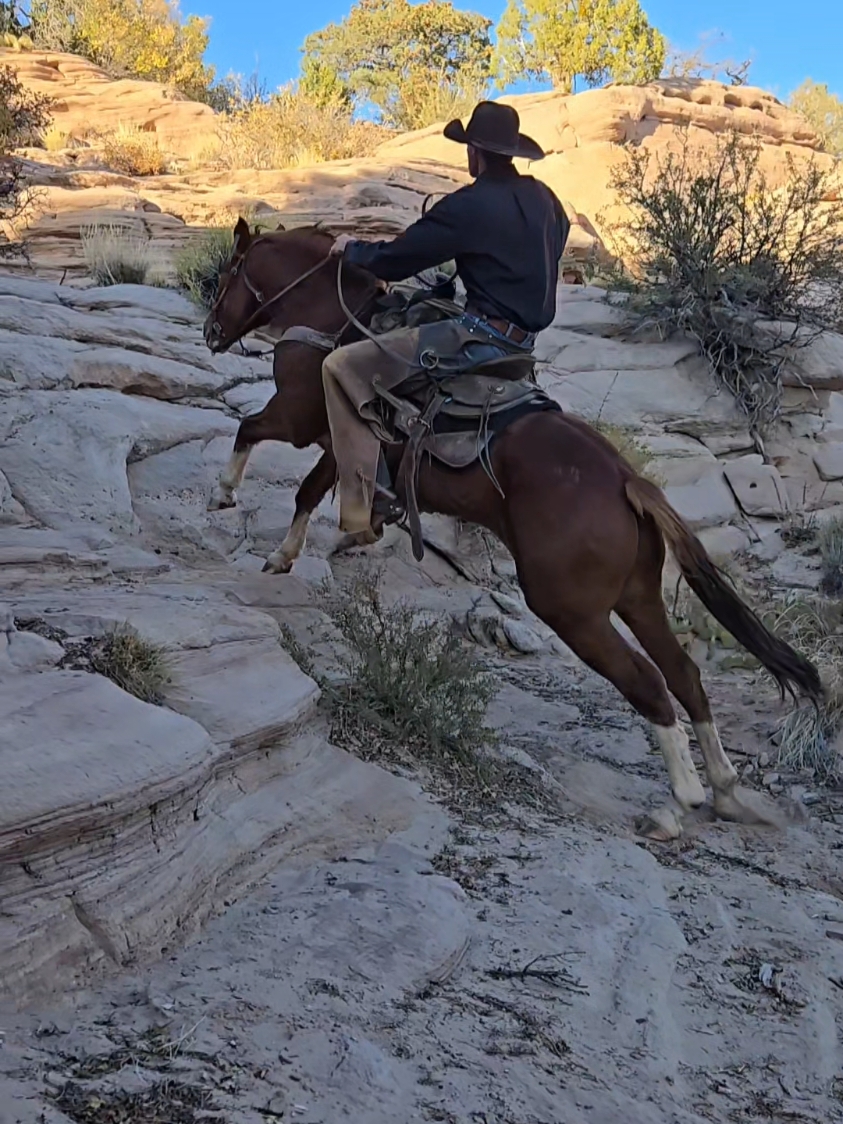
[262,554,293,575]
[635,805,684,842]
[207,491,237,512]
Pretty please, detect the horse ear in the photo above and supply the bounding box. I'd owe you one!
[232,216,251,254]
[275,222,286,232]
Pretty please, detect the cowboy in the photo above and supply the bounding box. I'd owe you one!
[323,100,571,537]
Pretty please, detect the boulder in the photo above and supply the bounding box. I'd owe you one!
[723,455,791,517]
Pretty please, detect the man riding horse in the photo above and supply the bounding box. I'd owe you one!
[323,100,571,539]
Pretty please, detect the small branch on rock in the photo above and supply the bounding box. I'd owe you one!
[485,953,588,994]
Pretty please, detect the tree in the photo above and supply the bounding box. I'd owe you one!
[301,0,493,130]
[664,32,752,85]
[494,0,666,94]
[26,0,215,102]
[790,80,843,158]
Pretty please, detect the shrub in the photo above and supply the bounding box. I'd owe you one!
[81,222,155,285]
[321,568,496,783]
[215,87,387,171]
[608,130,843,433]
[0,65,52,253]
[174,226,233,308]
[99,124,166,176]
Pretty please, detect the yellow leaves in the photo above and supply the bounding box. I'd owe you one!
[32,0,213,98]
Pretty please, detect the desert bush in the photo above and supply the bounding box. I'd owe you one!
[321,568,495,782]
[819,515,843,597]
[789,80,843,158]
[174,226,233,308]
[81,222,155,285]
[215,87,387,171]
[99,124,166,176]
[0,65,52,253]
[609,130,843,433]
[767,595,842,782]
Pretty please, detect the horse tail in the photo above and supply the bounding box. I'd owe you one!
[624,475,822,703]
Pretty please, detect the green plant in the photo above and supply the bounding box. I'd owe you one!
[174,226,233,308]
[89,624,171,704]
[608,130,843,433]
[302,0,492,129]
[215,87,386,170]
[494,0,665,93]
[322,567,495,781]
[81,222,155,285]
[99,124,167,176]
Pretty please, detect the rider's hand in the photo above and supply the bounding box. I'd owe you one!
[330,233,355,257]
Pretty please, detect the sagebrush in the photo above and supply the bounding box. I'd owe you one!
[609,130,843,432]
[175,226,233,308]
[0,65,51,253]
[321,569,496,782]
[99,125,166,176]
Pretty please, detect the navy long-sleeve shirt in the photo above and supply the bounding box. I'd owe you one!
[343,164,570,334]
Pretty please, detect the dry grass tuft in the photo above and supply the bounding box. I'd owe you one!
[592,420,661,483]
[88,624,171,705]
[99,124,167,176]
[767,595,842,782]
[80,222,156,286]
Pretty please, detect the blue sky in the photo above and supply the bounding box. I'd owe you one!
[199,0,841,102]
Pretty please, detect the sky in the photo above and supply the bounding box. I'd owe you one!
[199,0,842,103]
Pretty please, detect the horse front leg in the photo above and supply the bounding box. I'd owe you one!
[263,448,338,574]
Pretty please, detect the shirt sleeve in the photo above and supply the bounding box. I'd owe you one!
[342,189,468,282]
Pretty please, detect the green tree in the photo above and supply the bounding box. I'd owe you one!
[301,0,492,130]
[790,80,843,157]
[494,0,666,94]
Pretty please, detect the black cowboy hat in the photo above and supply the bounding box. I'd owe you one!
[443,101,545,162]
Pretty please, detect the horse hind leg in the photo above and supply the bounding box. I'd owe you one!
[550,614,703,840]
[616,569,783,830]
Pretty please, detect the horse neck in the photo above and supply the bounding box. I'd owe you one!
[256,234,378,334]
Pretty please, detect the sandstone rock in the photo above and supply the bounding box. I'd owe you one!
[0,49,217,161]
[813,443,843,482]
[723,455,791,517]
[502,618,545,655]
[0,389,237,535]
[754,323,843,390]
[664,472,738,529]
[164,638,319,753]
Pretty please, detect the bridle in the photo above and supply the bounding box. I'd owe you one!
[208,234,334,351]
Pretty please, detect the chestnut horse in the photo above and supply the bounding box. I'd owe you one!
[203,218,821,840]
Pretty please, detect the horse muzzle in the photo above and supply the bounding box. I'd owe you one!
[203,316,229,354]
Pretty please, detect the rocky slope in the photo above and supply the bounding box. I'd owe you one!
[2,59,843,1124]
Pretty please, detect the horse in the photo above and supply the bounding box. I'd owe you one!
[203,217,822,841]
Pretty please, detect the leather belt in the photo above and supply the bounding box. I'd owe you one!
[466,308,532,346]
